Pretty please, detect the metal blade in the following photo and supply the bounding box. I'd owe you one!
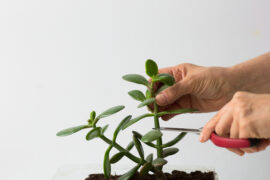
[153,127,201,134]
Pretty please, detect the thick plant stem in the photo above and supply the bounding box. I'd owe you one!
[154,103,163,158]
[99,134,141,164]
[150,82,164,171]
[154,102,163,170]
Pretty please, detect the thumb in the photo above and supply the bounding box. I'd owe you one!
[155,79,191,106]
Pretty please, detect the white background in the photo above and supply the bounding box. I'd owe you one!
[1,0,270,180]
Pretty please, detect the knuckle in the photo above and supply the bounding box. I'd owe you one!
[233,91,247,101]
[215,126,225,135]
[239,120,250,132]
[180,63,193,67]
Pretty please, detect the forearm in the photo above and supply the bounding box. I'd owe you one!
[228,52,270,93]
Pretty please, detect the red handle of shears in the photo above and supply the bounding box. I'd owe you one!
[210,132,260,148]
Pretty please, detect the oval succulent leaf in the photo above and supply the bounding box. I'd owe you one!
[139,162,152,177]
[145,59,158,77]
[122,74,149,86]
[146,153,153,163]
[156,84,170,94]
[128,90,146,102]
[141,130,163,143]
[103,145,112,178]
[90,111,96,121]
[113,115,132,142]
[110,151,125,164]
[162,132,187,148]
[157,108,198,116]
[56,125,90,137]
[126,141,135,151]
[86,127,101,140]
[137,98,155,108]
[152,158,168,167]
[132,131,156,148]
[122,114,153,130]
[145,89,151,99]
[118,164,141,180]
[163,147,179,158]
[154,73,175,86]
[96,105,125,119]
[133,135,144,159]
[101,124,109,134]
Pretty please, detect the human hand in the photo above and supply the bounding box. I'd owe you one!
[200,91,270,155]
[155,63,240,120]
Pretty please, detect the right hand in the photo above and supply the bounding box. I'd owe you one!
[155,63,240,120]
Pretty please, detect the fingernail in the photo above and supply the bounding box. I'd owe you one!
[156,94,166,105]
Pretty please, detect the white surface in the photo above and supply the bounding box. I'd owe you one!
[1,0,270,180]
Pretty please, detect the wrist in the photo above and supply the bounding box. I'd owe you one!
[227,52,270,93]
[226,65,251,92]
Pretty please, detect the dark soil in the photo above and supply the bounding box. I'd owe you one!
[85,170,214,180]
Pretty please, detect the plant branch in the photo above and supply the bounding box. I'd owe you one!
[99,134,142,164]
[150,81,164,171]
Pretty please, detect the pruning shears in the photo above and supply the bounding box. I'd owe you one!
[154,127,260,148]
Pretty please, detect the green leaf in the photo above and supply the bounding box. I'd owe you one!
[90,111,96,121]
[139,162,152,177]
[112,115,132,142]
[133,135,144,159]
[103,145,112,178]
[163,147,179,158]
[101,124,109,134]
[126,141,135,151]
[96,105,125,120]
[132,131,156,148]
[156,84,170,94]
[86,127,101,140]
[122,74,149,86]
[162,132,187,148]
[56,125,90,137]
[122,114,154,130]
[145,89,151,99]
[110,151,125,164]
[145,59,158,77]
[154,73,175,86]
[146,153,153,163]
[128,90,146,102]
[157,108,198,116]
[118,164,141,180]
[152,158,167,167]
[137,98,155,108]
[141,130,163,142]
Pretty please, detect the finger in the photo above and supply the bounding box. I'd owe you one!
[158,67,174,75]
[159,103,182,120]
[257,139,270,151]
[241,139,270,153]
[161,114,175,121]
[200,111,222,142]
[230,119,239,139]
[227,148,245,156]
[156,79,191,106]
[215,105,233,137]
[160,101,192,121]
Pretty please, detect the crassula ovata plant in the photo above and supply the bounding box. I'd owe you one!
[57,59,197,180]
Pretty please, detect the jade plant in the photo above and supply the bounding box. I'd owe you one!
[57,59,197,180]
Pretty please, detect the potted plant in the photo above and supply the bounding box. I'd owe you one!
[56,60,216,180]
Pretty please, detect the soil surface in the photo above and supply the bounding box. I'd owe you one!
[85,170,214,180]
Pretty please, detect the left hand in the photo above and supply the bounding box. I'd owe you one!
[200,91,270,156]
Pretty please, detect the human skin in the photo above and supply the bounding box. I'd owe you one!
[201,92,270,155]
[155,52,270,155]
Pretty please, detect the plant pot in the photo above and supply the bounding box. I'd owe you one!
[52,164,218,180]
